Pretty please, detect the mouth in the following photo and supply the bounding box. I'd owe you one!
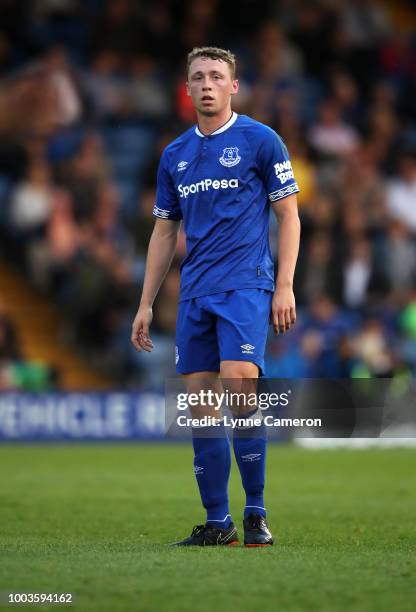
[201,95,215,104]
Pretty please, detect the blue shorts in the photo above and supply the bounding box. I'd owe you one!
[175,289,273,376]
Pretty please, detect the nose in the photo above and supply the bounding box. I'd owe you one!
[201,77,212,89]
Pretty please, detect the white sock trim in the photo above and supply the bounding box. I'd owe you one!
[206,513,231,523]
[245,505,266,511]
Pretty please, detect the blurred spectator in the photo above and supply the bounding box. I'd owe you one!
[256,22,303,79]
[339,198,363,235]
[308,99,359,158]
[70,132,109,184]
[0,47,80,136]
[90,0,140,55]
[342,145,386,209]
[291,2,337,78]
[289,140,317,210]
[9,160,53,239]
[386,151,416,232]
[179,0,223,53]
[380,30,416,81]
[330,70,362,127]
[341,0,390,48]
[365,95,399,171]
[400,294,416,340]
[0,298,57,390]
[342,236,377,308]
[296,232,342,304]
[136,2,176,64]
[28,188,81,291]
[126,54,170,119]
[384,220,416,295]
[0,301,21,361]
[397,293,416,372]
[352,318,394,377]
[82,50,125,120]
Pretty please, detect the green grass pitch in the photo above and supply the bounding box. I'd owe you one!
[0,444,415,612]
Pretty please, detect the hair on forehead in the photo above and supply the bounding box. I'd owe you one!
[187,46,236,78]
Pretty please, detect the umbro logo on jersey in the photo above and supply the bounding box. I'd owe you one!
[241,453,261,462]
[219,146,241,167]
[177,160,188,171]
[241,343,255,354]
[194,465,204,474]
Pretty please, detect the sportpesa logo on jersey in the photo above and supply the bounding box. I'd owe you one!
[274,160,295,184]
[178,178,239,198]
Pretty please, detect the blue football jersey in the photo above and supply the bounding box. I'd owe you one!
[153,112,300,301]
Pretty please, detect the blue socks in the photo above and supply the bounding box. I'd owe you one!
[192,420,232,528]
[192,413,267,526]
[233,411,267,518]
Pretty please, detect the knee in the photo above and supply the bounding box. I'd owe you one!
[220,360,259,379]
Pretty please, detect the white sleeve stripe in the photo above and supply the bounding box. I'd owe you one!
[269,183,300,202]
[153,205,171,218]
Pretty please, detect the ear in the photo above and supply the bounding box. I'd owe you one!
[186,81,191,97]
[231,79,239,96]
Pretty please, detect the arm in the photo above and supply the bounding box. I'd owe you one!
[131,218,181,352]
[271,194,301,334]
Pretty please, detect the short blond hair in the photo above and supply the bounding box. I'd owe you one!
[187,46,237,78]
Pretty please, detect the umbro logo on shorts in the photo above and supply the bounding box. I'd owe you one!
[241,343,255,354]
[241,453,261,462]
[194,465,204,475]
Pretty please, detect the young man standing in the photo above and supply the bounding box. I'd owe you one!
[132,47,300,546]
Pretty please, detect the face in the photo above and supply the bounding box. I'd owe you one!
[187,57,239,117]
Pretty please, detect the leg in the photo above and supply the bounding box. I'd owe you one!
[220,360,273,546]
[183,371,233,528]
[176,297,233,531]
[214,290,272,525]
[221,361,267,519]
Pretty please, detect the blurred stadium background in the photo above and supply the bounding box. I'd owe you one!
[0,0,414,392]
[0,3,415,610]
[0,0,416,397]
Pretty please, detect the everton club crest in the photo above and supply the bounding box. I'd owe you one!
[219,146,241,167]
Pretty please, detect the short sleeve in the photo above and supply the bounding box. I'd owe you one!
[257,129,300,203]
[153,151,183,221]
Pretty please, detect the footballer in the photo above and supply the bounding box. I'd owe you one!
[132,47,300,546]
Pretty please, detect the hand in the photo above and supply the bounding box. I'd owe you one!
[270,286,296,335]
[131,305,154,352]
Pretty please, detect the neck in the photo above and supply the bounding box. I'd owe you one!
[197,108,234,135]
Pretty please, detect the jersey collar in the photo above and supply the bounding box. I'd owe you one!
[195,112,238,137]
